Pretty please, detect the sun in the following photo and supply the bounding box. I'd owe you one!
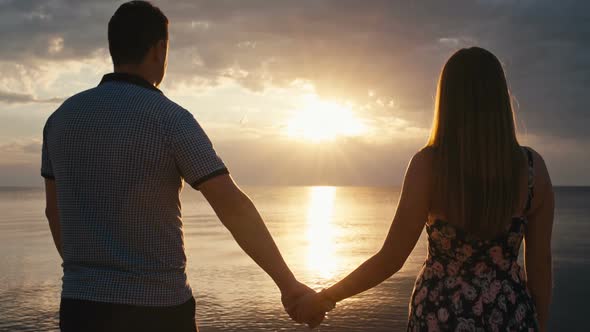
[286,96,366,142]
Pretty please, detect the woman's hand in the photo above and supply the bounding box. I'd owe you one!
[290,291,335,329]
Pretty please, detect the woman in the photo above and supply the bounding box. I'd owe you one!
[293,47,554,331]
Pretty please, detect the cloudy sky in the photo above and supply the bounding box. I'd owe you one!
[0,0,588,186]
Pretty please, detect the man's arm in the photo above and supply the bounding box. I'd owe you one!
[169,109,321,325]
[198,174,319,324]
[44,179,62,259]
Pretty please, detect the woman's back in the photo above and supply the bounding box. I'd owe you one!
[407,147,541,332]
[309,48,553,332]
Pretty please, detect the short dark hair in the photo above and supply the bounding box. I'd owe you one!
[108,1,168,66]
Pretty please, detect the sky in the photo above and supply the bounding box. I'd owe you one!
[0,0,588,187]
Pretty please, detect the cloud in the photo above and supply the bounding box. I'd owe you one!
[0,0,588,185]
[0,0,588,139]
[0,90,64,104]
[0,139,42,154]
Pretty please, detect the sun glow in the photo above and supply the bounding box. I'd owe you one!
[306,186,337,279]
[286,96,366,142]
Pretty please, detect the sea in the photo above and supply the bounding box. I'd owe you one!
[0,186,588,331]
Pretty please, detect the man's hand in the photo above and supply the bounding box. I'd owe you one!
[287,290,335,329]
[199,176,326,327]
[281,281,325,328]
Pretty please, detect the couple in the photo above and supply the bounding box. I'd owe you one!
[42,2,554,332]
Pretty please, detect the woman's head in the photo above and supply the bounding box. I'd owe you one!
[429,47,517,147]
[427,47,524,238]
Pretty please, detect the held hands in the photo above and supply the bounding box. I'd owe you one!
[281,281,325,328]
[292,291,336,329]
[281,281,336,329]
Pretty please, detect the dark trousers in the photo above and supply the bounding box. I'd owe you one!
[59,296,198,332]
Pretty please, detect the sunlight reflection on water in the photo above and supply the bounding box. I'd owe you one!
[306,186,337,279]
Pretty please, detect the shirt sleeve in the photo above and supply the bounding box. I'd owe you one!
[41,121,55,180]
[170,111,228,189]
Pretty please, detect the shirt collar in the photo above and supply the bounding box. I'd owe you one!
[99,73,163,94]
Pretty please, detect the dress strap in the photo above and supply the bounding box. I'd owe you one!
[523,147,535,214]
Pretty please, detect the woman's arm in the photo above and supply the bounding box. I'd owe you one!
[524,150,554,332]
[323,149,432,303]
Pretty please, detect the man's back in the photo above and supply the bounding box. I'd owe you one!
[42,73,227,306]
[46,3,313,330]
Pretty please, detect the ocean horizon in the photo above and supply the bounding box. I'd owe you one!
[1,185,588,331]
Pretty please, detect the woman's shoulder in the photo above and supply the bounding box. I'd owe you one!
[404,147,436,185]
[405,147,434,173]
[522,145,543,164]
[520,145,553,211]
[521,146,550,181]
[415,146,436,162]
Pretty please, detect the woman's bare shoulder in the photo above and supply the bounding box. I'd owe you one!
[404,147,436,187]
[416,146,436,162]
[522,146,554,213]
[522,146,552,186]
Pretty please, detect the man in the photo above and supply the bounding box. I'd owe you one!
[42,1,321,331]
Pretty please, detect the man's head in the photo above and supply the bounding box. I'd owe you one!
[108,1,169,86]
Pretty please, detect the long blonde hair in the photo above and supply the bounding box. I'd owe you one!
[427,47,524,238]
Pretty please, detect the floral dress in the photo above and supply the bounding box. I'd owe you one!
[407,148,539,332]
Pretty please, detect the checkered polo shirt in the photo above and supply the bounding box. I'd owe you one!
[41,73,228,306]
